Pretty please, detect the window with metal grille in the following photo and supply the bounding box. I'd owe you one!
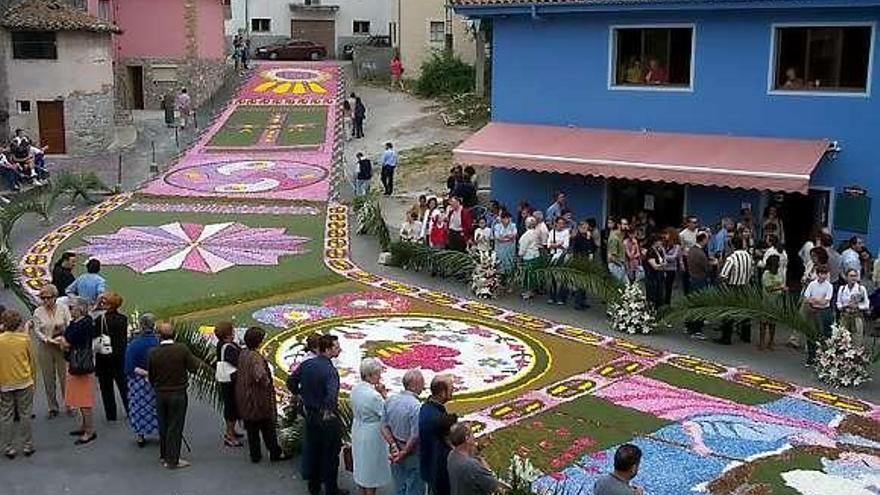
[429,21,445,43]
[12,31,57,60]
[251,18,271,33]
[353,21,370,35]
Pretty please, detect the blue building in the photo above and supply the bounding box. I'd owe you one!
[452,0,880,264]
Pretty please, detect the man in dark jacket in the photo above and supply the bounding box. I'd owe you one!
[352,93,366,139]
[419,375,457,495]
[355,152,372,197]
[51,252,76,294]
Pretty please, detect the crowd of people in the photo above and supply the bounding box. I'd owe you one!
[395,183,879,358]
[0,128,49,195]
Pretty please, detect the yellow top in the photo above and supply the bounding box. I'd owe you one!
[0,331,36,391]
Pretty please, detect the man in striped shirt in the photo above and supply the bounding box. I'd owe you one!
[716,237,754,345]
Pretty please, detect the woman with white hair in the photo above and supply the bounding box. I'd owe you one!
[29,284,71,418]
[350,357,393,495]
[124,313,160,447]
[518,216,544,300]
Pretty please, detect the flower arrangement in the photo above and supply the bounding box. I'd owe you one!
[607,282,656,335]
[471,249,499,299]
[503,454,544,495]
[814,322,872,388]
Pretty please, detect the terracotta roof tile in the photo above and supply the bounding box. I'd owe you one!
[1,0,121,33]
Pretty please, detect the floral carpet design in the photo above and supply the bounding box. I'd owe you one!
[266,315,548,397]
[252,303,337,328]
[74,222,309,274]
[321,291,412,316]
[162,160,328,194]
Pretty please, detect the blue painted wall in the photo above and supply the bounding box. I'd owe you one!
[491,169,605,220]
[488,7,880,245]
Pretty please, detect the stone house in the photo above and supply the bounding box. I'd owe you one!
[113,0,229,112]
[0,0,119,155]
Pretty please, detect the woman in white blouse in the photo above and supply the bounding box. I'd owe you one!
[837,268,870,345]
[27,284,71,418]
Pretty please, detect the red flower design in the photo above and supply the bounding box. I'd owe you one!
[379,343,461,372]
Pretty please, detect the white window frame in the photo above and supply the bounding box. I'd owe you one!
[353,20,371,35]
[607,23,697,93]
[809,185,836,232]
[251,18,271,33]
[767,22,875,98]
[428,20,445,44]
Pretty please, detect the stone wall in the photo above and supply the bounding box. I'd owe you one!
[65,86,115,155]
[115,57,230,112]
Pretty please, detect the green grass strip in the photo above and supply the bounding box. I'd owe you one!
[644,363,781,406]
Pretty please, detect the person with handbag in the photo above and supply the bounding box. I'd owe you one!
[147,321,204,469]
[0,310,37,458]
[351,358,393,495]
[28,284,71,419]
[94,292,129,422]
[235,327,289,463]
[61,296,97,446]
[214,321,243,447]
[124,313,160,447]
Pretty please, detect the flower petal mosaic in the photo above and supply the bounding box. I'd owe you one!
[74,222,309,274]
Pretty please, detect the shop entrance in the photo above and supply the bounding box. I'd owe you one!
[775,188,832,285]
[608,179,684,229]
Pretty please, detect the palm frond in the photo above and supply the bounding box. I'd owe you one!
[388,241,476,282]
[172,321,221,410]
[355,194,391,250]
[0,248,36,311]
[0,199,50,245]
[278,396,354,455]
[661,285,817,339]
[50,170,110,205]
[508,255,623,302]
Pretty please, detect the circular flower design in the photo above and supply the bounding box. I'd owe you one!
[267,316,547,398]
[164,160,328,194]
[321,291,412,316]
[252,304,337,329]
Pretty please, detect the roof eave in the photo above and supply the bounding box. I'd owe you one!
[453,0,880,17]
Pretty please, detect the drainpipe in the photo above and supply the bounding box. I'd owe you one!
[444,0,453,56]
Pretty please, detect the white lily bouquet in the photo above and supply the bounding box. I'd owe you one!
[608,282,656,335]
[814,322,872,388]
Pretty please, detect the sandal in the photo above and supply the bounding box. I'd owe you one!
[224,436,243,447]
[136,435,146,448]
[23,447,34,457]
[74,433,97,445]
[4,450,15,459]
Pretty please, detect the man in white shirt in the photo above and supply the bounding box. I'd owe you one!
[532,210,549,246]
[840,236,865,280]
[679,216,699,293]
[546,216,571,305]
[804,265,834,366]
[837,267,870,345]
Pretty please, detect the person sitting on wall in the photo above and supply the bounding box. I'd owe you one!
[0,148,22,193]
[782,67,805,89]
[29,141,49,181]
[9,129,42,185]
[645,58,668,84]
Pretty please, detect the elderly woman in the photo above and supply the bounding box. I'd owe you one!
[235,327,288,463]
[29,284,71,418]
[518,216,543,301]
[0,310,37,458]
[94,292,129,422]
[124,313,160,447]
[214,321,243,447]
[351,357,393,495]
[62,296,97,445]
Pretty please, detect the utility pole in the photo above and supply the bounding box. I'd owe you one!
[444,0,453,56]
[474,20,486,96]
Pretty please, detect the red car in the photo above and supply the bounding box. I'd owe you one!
[254,40,327,60]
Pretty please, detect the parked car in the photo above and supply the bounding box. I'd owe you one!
[342,35,392,59]
[254,40,327,60]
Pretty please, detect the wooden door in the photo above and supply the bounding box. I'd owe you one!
[128,65,144,110]
[37,101,65,155]
[291,19,335,57]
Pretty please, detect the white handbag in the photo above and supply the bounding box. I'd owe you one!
[93,317,113,355]
[215,343,237,383]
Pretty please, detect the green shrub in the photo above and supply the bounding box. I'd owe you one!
[415,53,475,97]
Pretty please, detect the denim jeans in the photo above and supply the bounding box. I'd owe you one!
[392,453,425,495]
[355,178,371,197]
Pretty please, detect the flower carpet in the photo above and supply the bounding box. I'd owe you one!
[19,61,880,495]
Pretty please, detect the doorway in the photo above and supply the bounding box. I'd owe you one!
[128,65,144,110]
[37,101,65,154]
[608,179,685,229]
[776,188,832,285]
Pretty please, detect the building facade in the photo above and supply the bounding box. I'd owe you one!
[0,0,118,155]
[453,0,880,252]
[226,0,394,57]
[400,0,475,77]
[113,0,228,111]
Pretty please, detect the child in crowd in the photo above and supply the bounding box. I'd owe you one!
[759,255,785,350]
[472,216,493,254]
[399,211,421,243]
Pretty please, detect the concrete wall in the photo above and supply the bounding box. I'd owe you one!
[489,7,880,246]
[226,0,292,39]
[115,0,224,60]
[4,31,114,154]
[335,0,394,46]
[399,0,475,77]
[115,57,228,111]
[353,46,394,78]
